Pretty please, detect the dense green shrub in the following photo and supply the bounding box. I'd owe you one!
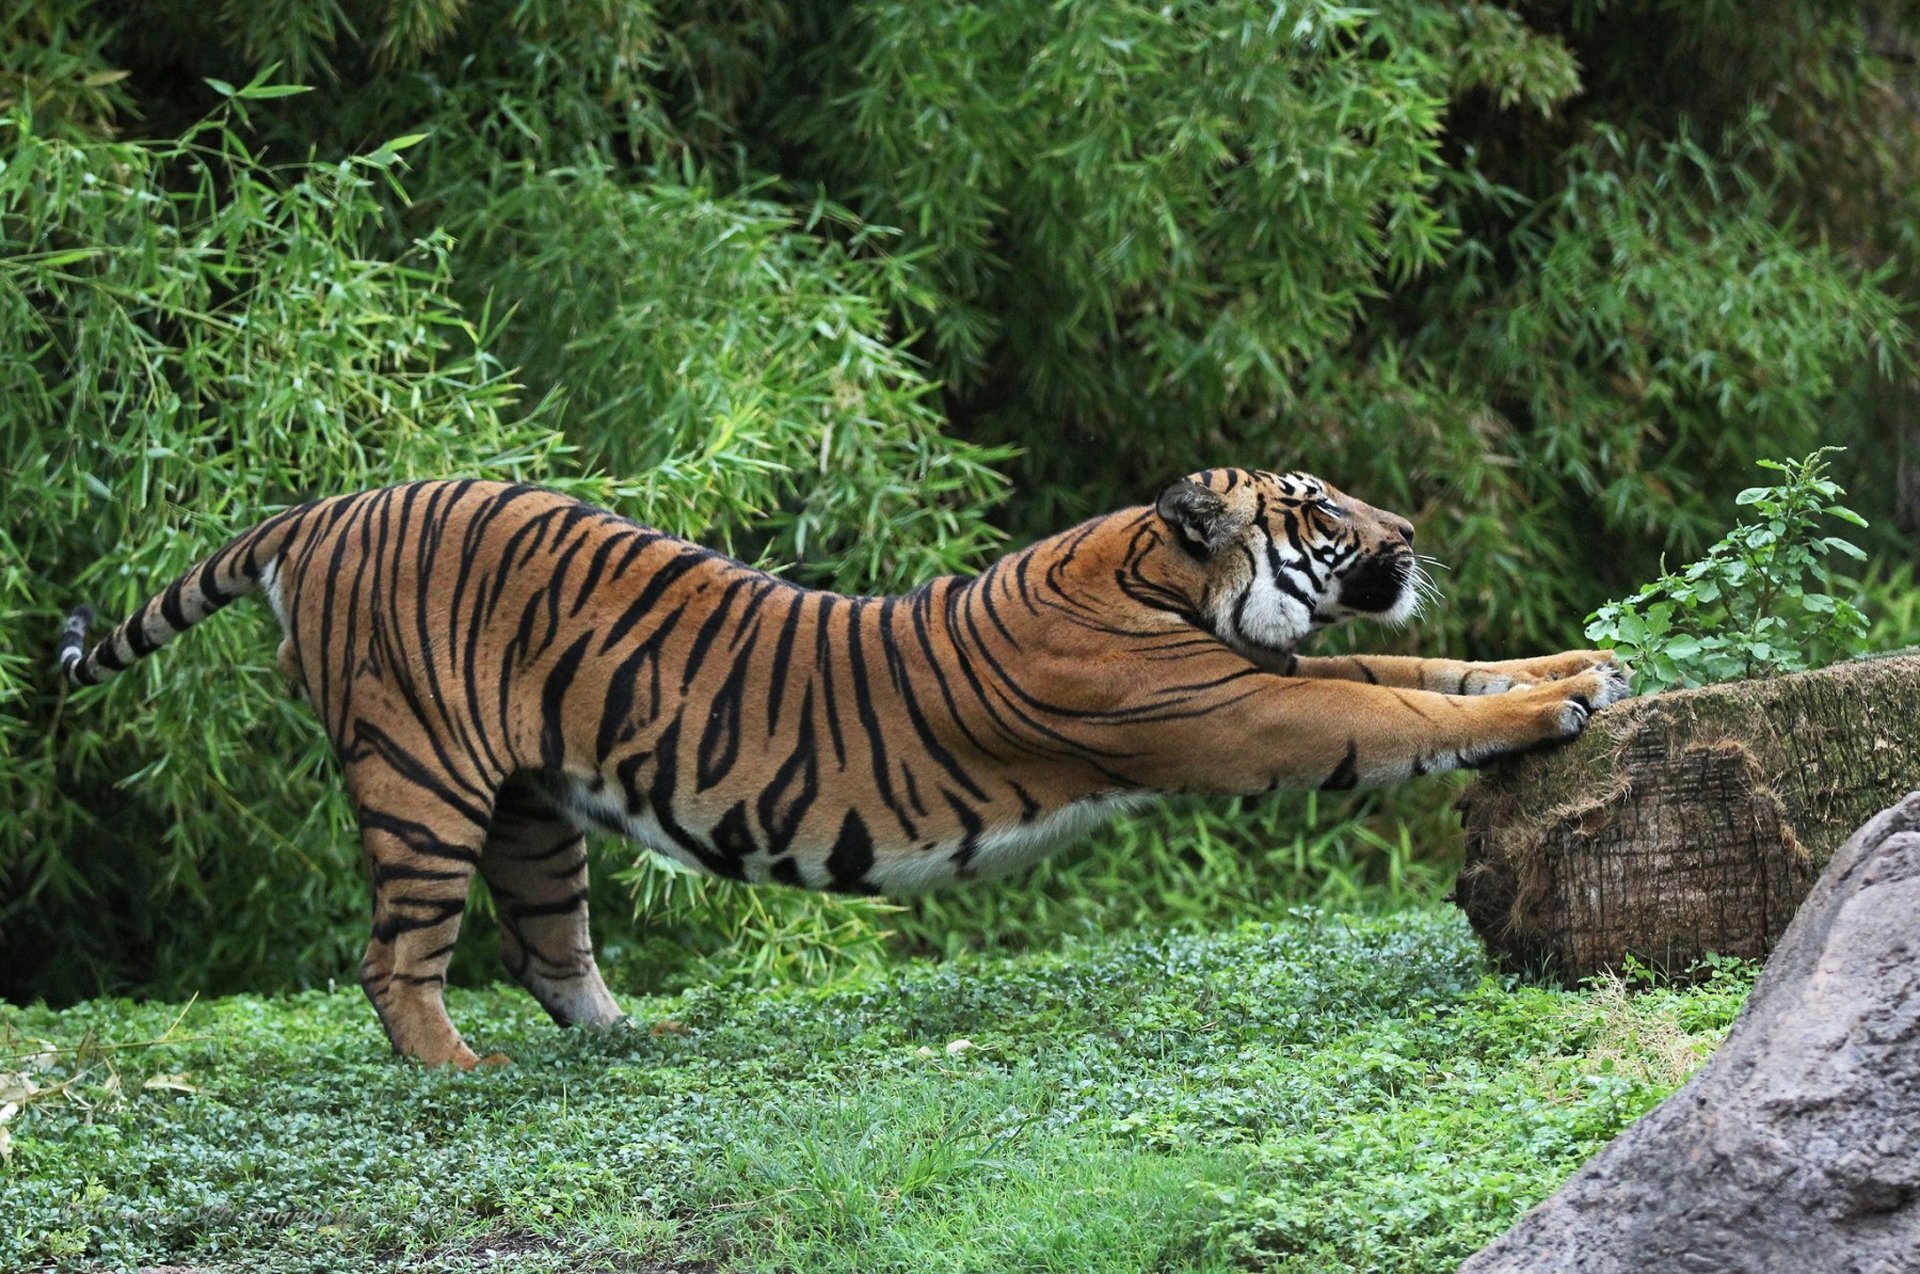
[3,0,1917,1002]
[1587,449,1872,692]
[767,7,1907,642]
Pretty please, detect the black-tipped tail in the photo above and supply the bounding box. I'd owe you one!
[57,604,97,685]
[52,502,314,690]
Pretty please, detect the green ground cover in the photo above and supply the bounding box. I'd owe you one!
[1,909,1752,1274]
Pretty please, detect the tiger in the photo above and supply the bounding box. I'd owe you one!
[57,468,1628,1068]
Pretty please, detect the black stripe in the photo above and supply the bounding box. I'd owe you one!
[159,578,190,631]
[571,530,631,617]
[679,575,753,693]
[765,595,807,732]
[825,808,877,894]
[942,790,984,871]
[598,549,708,654]
[539,632,593,769]
[350,720,493,828]
[756,687,819,856]
[906,585,1005,764]
[647,716,746,881]
[841,598,911,836]
[1320,740,1359,791]
[877,595,989,801]
[358,809,483,862]
[595,606,687,762]
[504,889,591,920]
[813,594,847,767]
[125,612,161,657]
[696,629,756,790]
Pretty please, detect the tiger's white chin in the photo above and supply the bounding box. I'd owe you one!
[1379,582,1422,627]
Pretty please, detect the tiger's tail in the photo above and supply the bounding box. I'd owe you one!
[57,506,309,687]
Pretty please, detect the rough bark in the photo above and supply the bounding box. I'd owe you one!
[1458,791,1920,1274]
[1455,653,1920,981]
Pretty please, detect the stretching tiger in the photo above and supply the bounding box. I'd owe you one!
[57,469,1628,1067]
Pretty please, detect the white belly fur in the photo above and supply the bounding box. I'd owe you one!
[869,794,1146,893]
[552,773,1142,895]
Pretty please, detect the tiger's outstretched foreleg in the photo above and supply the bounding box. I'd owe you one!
[1156,659,1630,793]
[479,776,623,1031]
[1290,649,1617,696]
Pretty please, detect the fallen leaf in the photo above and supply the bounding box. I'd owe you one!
[142,1074,198,1094]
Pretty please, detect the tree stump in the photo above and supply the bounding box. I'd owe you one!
[1454,652,1920,981]
[1458,792,1920,1273]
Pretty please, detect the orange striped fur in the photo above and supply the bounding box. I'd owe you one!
[59,470,1627,1066]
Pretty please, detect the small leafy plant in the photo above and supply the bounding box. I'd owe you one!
[1585,449,1869,693]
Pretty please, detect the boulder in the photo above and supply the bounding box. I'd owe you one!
[1459,792,1920,1274]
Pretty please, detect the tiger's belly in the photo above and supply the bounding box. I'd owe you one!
[550,772,1139,895]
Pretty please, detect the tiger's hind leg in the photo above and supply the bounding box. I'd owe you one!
[348,761,501,1069]
[479,774,623,1030]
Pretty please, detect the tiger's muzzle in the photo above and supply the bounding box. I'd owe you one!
[1336,550,1416,617]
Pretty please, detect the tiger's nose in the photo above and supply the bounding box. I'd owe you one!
[1389,515,1415,545]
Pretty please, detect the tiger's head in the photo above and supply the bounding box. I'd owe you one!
[1154,468,1425,665]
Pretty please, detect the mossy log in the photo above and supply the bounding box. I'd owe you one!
[1454,652,1920,981]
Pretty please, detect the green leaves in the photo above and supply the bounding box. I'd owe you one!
[1585,449,1873,693]
[204,69,315,100]
[359,132,430,169]
[453,166,1008,593]
[780,0,1473,426]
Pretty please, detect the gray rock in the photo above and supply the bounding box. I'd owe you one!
[1459,791,1920,1274]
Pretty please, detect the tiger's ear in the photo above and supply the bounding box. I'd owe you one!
[1156,479,1243,556]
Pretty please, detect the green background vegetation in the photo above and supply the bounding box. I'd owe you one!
[4,0,1919,1007]
[5,4,1917,1269]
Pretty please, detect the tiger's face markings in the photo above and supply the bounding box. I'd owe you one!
[1156,468,1421,666]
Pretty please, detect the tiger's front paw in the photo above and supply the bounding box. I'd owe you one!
[1511,649,1623,685]
[1533,660,1632,740]
[1588,657,1632,709]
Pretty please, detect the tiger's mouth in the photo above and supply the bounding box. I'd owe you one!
[1334,551,1417,622]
